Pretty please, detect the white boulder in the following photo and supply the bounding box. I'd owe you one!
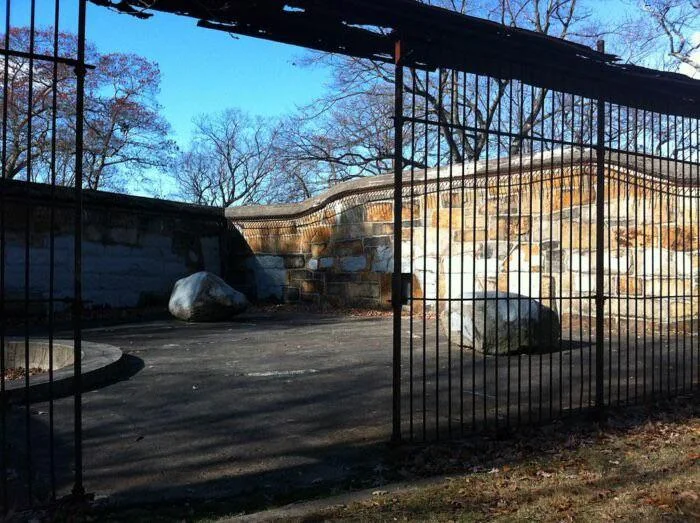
[169,271,248,322]
[441,291,560,355]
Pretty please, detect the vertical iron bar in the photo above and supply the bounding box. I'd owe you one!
[595,40,606,412]
[643,108,648,402]
[538,83,545,423]
[49,0,61,500]
[422,68,429,441]
[517,76,524,427]
[601,99,607,408]
[0,0,10,513]
[552,92,573,415]
[72,0,88,497]
[615,104,621,406]
[409,68,416,441]
[483,75,491,430]
[447,70,454,438]
[391,39,403,443]
[435,67,442,440]
[471,73,478,433]
[633,107,640,404]
[682,115,688,393]
[494,71,502,432]
[459,70,466,436]
[505,72,513,429]
[625,106,631,405]
[548,87,555,420]
[25,0,38,501]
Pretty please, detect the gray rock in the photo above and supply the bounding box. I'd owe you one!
[169,271,248,322]
[442,291,560,355]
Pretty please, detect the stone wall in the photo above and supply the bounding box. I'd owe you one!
[1,180,230,319]
[227,149,700,326]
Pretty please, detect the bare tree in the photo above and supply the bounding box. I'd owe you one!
[622,1,700,75]
[280,0,602,190]
[174,109,282,207]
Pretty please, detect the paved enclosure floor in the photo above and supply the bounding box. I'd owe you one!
[4,311,698,509]
[26,313,394,506]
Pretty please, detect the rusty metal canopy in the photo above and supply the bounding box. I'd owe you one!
[92,0,700,117]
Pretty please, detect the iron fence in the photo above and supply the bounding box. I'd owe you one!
[392,44,700,441]
[1,0,699,513]
[0,0,87,514]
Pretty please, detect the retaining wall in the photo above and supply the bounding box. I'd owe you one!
[1,180,231,319]
[227,149,700,325]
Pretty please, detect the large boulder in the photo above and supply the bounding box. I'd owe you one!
[441,291,560,355]
[169,271,248,322]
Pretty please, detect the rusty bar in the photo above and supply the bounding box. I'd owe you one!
[595,39,606,411]
[391,38,404,443]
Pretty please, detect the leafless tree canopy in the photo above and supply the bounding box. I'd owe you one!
[271,0,603,197]
[622,1,699,74]
[173,109,285,207]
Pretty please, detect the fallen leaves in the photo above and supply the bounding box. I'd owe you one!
[1,366,45,381]
[311,394,700,522]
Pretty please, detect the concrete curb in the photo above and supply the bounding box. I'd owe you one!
[4,340,125,404]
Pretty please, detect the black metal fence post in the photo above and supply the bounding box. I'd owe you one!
[392,39,404,443]
[595,40,606,412]
[72,0,87,498]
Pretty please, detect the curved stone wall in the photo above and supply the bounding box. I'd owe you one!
[227,149,700,327]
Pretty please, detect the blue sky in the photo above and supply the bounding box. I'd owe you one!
[12,1,330,148]
[12,0,633,152]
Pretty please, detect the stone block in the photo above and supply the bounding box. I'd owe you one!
[346,282,380,299]
[338,205,365,224]
[288,269,312,283]
[618,276,643,295]
[635,248,694,278]
[476,240,510,260]
[365,202,393,222]
[283,254,305,268]
[283,286,300,302]
[331,224,366,240]
[311,242,328,258]
[255,268,286,300]
[611,226,652,249]
[401,200,421,221]
[307,258,319,270]
[256,255,285,270]
[301,225,333,245]
[658,225,699,251]
[370,223,393,236]
[439,192,464,208]
[339,255,367,272]
[638,276,696,297]
[452,228,488,243]
[331,239,364,257]
[327,272,363,283]
[560,221,596,250]
[326,282,346,296]
[301,280,324,294]
[603,297,700,320]
[363,236,392,248]
[430,208,469,229]
[492,215,532,240]
[497,273,555,305]
[503,243,542,273]
[370,244,393,272]
[379,273,392,306]
[319,257,335,269]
